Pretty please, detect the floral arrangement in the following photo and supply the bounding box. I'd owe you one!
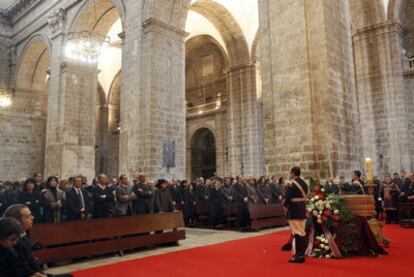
[306,178,356,258]
[310,234,333,259]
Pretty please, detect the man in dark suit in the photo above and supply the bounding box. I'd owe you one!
[324,178,339,195]
[284,166,308,263]
[233,176,250,231]
[66,176,89,220]
[399,170,412,200]
[92,174,114,219]
[169,179,182,208]
[133,173,154,214]
[3,204,72,277]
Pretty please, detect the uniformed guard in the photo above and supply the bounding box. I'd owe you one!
[284,166,308,263]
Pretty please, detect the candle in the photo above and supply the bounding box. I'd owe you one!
[365,158,373,182]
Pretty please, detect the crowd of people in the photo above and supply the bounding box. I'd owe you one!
[0,170,413,229]
[1,169,414,272]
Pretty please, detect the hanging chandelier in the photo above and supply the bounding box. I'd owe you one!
[64,0,110,64]
[65,30,110,64]
[0,87,12,108]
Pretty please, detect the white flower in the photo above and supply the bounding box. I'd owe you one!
[325,203,331,209]
[320,243,325,248]
[318,205,324,211]
[311,197,315,202]
[321,188,325,192]
[325,254,331,259]
[317,214,322,219]
[315,195,320,200]
[334,209,339,215]
[319,211,323,215]
[313,210,319,216]
[325,246,330,251]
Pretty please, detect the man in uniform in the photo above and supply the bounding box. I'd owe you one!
[284,166,308,263]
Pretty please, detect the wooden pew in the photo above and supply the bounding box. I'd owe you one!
[30,211,185,264]
[248,204,286,231]
[398,201,414,228]
[196,204,210,225]
[397,201,414,219]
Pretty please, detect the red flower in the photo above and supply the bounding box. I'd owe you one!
[312,192,318,197]
[324,209,331,216]
[333,214,340,221]
[306,212,311,218]
[319,194,326,200]
[333,221,339,227]
[314,240,321,246]
[314,184,321,192]
[322,215,328,222]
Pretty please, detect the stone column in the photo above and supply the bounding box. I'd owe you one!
[119,0,189,180]
[259,0,362,179]
[350,0,412,175]
[226,64,264,177]
[45,9,97,180]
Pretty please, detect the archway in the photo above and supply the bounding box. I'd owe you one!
[3,36,50,179]
[67,0,123,177]
[191,128,216,179]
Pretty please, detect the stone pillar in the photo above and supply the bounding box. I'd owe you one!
[95,105,109,176]
[45,9,97,180]
[350,0,412,175]
[259,0,362,179]
[119,0,190,180]
[226,64,264,177]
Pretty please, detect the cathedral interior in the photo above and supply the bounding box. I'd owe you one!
[0,0,413,181]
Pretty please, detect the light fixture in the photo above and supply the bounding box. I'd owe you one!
[65,0,110,64]
[0,87,12,108]
[198,110,203,115]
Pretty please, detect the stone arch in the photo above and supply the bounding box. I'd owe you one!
[251,30,260,63]
[10,34,51,178]
[67,0,124,35]
[186,35,230,70]
[143,0,191,31]
[190,127,217,179]
[189,0,250,66]
[15,34,51,90]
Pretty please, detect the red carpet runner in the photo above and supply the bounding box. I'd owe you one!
[73,225,413,277]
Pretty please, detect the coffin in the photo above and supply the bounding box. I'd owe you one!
[342,195,375,217]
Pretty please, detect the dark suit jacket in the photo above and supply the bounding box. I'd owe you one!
[324,183,339,195]
[92,185,115,218]
[0,246,28,277]
[14,235,42,276]
[66,187,89,220]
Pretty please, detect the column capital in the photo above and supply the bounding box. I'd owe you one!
[142,18,189,40]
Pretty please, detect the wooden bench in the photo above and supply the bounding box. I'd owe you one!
[397,201,414,220]
[30,211,186,264]
[248,204,286,231]
[196,204,210,225]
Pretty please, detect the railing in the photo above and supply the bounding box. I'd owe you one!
[187,99,227,116]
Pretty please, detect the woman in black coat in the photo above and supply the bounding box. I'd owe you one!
[209,179,224,227]
[183,181,197,225]
[19,178,42,224]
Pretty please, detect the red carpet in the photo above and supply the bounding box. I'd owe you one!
[73,225,413,277]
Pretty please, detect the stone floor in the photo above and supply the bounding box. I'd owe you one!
[46,226,289,274]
